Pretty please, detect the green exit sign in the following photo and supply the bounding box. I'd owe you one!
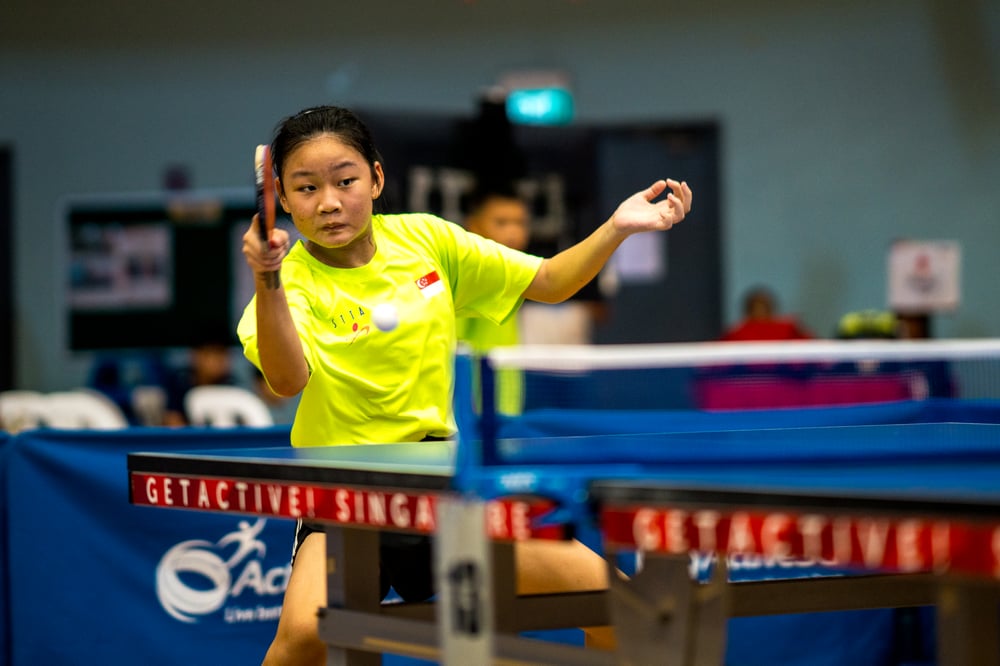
[505,88,574,126]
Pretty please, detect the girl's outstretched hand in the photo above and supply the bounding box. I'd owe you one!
[611,179,692,235]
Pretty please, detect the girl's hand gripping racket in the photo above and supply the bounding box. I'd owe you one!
[254,145,280,288]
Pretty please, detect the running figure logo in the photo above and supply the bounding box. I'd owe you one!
[155,519,289,623]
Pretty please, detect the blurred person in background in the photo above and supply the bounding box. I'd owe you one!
[721,285,813,341]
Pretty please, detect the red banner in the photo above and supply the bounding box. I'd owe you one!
[602,505,1000,579]
[130,473,564,540]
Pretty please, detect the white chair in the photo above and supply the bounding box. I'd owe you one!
[0,390,48,433]
[184,385,274,428]
[41,389,129,430]
[130,385,168,427]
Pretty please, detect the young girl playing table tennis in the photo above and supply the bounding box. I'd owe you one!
[239,105,692,665]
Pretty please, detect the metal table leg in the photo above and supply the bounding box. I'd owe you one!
[321,526,381,666]
[436,496,494,664]
[936,577,1000,666]
[609,554,728,666]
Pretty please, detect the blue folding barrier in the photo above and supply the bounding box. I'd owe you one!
[4,427,294,666]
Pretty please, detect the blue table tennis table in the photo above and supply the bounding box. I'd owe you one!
[127,417,1000,666]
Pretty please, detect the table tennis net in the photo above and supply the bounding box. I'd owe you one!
[479,339,1000,416]
[451,339,1000,472]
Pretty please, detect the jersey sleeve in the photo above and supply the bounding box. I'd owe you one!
[431,216,543,325]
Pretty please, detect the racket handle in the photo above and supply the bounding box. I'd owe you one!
[257,218,270,245]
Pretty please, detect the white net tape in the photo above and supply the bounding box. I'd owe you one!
[488,339,1000,371]
[481,339,1000,411]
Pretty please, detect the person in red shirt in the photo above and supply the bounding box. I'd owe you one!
[721,286,812,341]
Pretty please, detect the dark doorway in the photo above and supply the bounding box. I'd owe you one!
[363,111,722,345]
[0,146,12,389]
[593,124,722,343]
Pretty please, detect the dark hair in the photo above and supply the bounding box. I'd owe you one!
[271,106,383,184]
[464,182,523,218]
[742,285,777,316]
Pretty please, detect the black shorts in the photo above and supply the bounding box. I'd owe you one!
[291,435,446,603]
[294,521,435,603]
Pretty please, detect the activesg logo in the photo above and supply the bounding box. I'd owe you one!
[155,519,290,624]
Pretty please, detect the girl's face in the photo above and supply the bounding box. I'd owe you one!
[276,133,384,255]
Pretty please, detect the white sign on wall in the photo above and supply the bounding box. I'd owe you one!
[887,239,961,313]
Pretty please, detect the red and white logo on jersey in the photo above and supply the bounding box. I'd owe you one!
[416,270,444,298]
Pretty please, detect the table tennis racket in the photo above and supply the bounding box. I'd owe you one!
[254,145,279,288]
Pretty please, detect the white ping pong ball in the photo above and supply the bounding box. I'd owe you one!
[372,303,399,332]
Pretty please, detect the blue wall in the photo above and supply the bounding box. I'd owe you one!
[2,0,999,391]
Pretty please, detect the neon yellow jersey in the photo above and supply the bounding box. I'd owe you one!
[238,213,542,447]
[456,313,520,351]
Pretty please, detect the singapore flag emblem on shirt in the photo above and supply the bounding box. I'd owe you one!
[416,271,444,299]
